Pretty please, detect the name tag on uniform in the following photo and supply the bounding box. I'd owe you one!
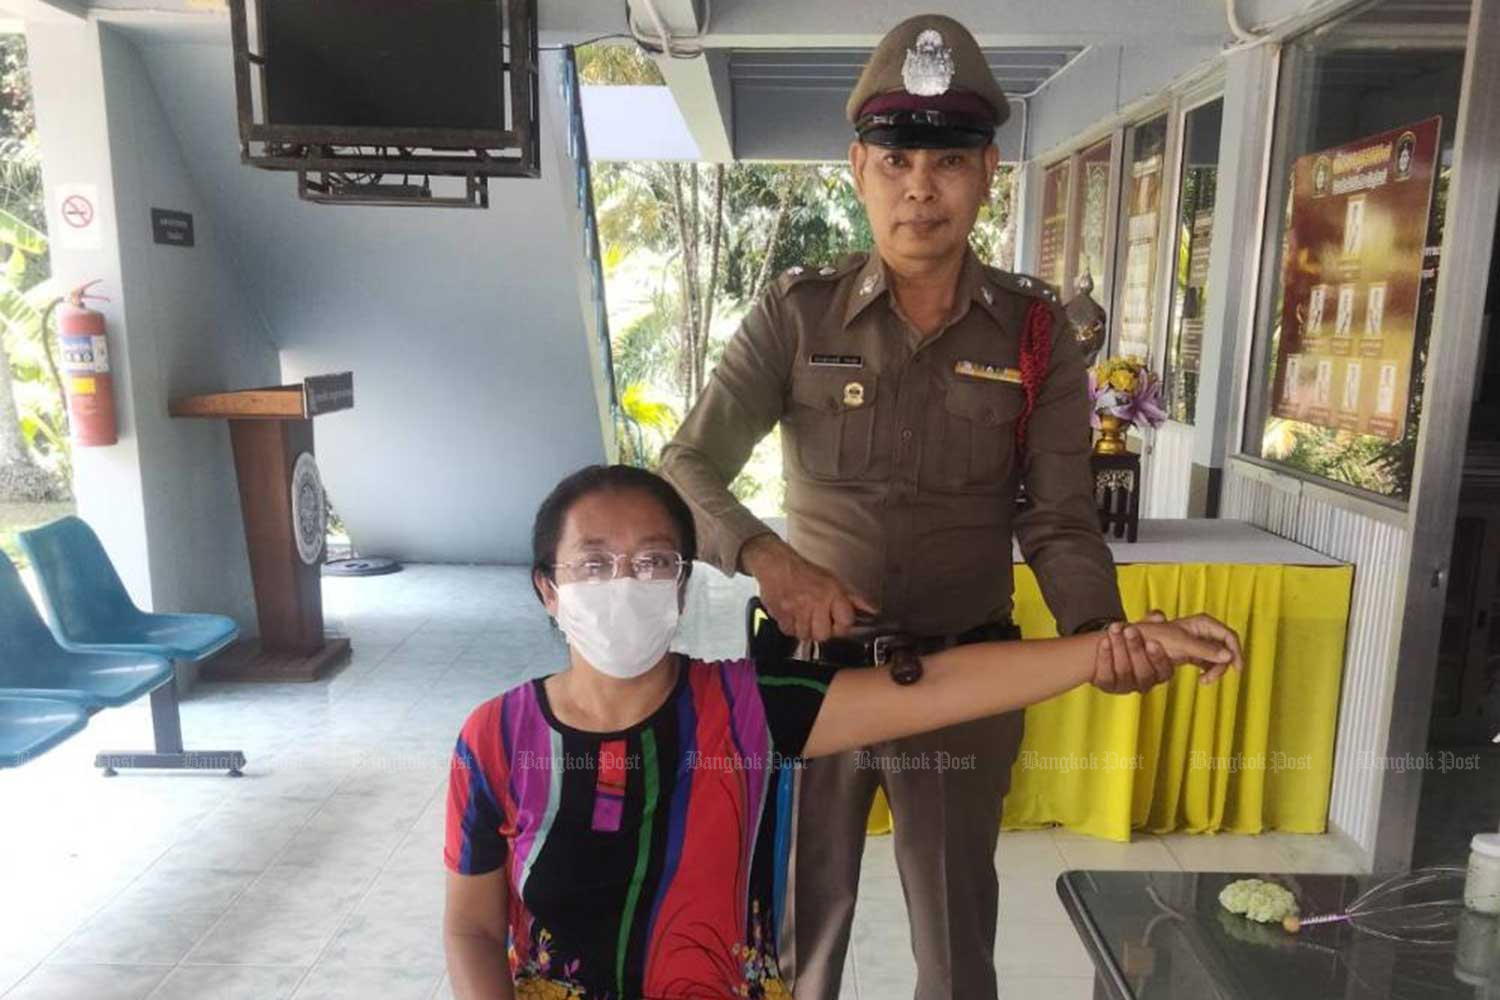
[810,353,863,368]
[954,359,1023,384]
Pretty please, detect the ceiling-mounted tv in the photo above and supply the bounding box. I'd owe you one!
[229,0,539,205]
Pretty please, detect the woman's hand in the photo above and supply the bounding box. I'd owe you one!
[1125,617,1240,684]
[1096,613,1244,691]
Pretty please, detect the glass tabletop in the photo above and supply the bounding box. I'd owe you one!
[1056,870,1500,1000]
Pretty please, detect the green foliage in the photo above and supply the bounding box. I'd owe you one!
[0,36,66,499]
[576,43,665,86]
[612,295,678,390]
[616,383,680,468]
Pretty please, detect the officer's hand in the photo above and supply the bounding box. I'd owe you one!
[742,535,877,642]
[1091,611,1172,693]
[1128,616,1237,684]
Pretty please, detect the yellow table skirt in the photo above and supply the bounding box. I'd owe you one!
[867,562,1354,842]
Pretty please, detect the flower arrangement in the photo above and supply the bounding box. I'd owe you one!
[1089,356,1167,430]
[1087,356,1166,455]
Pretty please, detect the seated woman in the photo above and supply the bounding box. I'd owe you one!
[443,465,1239,1000]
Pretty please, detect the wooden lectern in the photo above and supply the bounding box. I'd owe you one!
[170,373,354,681]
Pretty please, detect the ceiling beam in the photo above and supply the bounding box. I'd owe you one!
[654,50,735,162]
[695,0,1227,47]
[631,0,735,162]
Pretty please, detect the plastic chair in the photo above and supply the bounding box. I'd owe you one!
[0,696,88,769]
[18,517,238,661]
[0,552,176,708]
[17,517,245,776]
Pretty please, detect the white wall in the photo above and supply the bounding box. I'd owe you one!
[1025,44,1221,161]
[132,38,611,564]
[28,9,274,633]
[98,25,277,629]
[584,86,700,161]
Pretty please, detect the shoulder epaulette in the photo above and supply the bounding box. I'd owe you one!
[776,255,865,294]
[986,267,1061,306]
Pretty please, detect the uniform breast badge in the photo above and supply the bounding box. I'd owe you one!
[954,360,1022,384]
[843,382,867,408]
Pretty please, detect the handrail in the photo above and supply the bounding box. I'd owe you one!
[559,49,621,417]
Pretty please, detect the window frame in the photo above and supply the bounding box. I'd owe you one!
[1159,86,1229,427]
[1231,9,1473,509]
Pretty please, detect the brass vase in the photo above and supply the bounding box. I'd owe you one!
[1094,415,1129,455]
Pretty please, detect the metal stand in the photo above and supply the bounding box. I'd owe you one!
[1092,452,1142,543]
[95,677,245,777]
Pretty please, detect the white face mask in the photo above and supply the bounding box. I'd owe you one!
[554,578,681,680]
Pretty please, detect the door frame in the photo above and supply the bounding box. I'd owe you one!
[1372,0,1500,871]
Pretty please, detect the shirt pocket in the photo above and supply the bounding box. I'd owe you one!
[787,372,879,480]
[938,378,1025,489]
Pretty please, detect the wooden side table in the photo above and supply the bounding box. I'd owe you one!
[1092,452,1141,543]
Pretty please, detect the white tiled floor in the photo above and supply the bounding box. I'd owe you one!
[0,565,1365,999]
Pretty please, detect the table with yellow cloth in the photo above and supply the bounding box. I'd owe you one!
[863,519,1353,843]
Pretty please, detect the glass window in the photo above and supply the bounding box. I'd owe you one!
[1163,98,1224,425]
[1068,137,1115,303]
[1115,114,1169,359]
[1241,0,1470,500]
[1037,158,1071,289]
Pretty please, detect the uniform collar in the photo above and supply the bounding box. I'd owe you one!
[843,249,1003,328]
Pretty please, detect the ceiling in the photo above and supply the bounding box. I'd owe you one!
[729,46,1084,100]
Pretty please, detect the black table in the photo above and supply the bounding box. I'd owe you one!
[1057,870,1500,1000]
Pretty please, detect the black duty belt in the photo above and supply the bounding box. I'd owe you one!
[811,619,1021,669]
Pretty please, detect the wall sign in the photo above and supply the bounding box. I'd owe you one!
[1038,159,1070,291]
[1271,117,1442,441]
[151,208,195,247]
[54,183,102,251]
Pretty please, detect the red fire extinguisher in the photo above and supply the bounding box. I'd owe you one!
[58,279,117,447]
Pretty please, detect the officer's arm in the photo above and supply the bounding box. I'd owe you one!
[1012,303,1126,634]
[660,286,796,578]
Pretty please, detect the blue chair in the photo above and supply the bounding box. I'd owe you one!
[0,552,176,708]
[0,696,88,769]
[17,517,246,776]
[18,517,238,661]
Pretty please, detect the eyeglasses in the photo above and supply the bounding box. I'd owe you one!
[552,550,686,584]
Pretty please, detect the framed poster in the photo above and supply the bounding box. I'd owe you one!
[1270,116,1441,440]
[1068,137,1114,298]
[1117,115,1168,359]
[1038,158,1071,290]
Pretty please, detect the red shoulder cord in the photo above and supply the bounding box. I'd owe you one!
[1017,299,1053,455]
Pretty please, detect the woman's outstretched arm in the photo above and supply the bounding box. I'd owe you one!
[801,621,1235,759]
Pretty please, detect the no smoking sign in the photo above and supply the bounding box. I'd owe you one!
[54,183,102,250]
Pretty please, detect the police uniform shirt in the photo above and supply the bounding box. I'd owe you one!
[660,249,1125,637]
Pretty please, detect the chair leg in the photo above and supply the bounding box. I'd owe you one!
[95,672,246,777]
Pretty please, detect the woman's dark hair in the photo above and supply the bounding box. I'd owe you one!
[531,464,697,602]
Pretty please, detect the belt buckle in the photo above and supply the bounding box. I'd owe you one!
[871,634,898,666]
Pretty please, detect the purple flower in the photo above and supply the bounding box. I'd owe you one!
[1088,363,1167,431]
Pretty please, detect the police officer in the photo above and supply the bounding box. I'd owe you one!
[662,14,1238,1000]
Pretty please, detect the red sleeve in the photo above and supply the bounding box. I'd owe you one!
[444,697,510,875]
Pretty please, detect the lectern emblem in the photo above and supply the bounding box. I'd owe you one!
[290,452,326,566]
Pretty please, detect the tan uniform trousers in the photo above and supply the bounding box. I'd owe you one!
[779,706,1027,1000]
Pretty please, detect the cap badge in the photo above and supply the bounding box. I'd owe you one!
[902,29,955,97]
[843,381,866,408]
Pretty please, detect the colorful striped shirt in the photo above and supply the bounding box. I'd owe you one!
[444,651,836,999]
